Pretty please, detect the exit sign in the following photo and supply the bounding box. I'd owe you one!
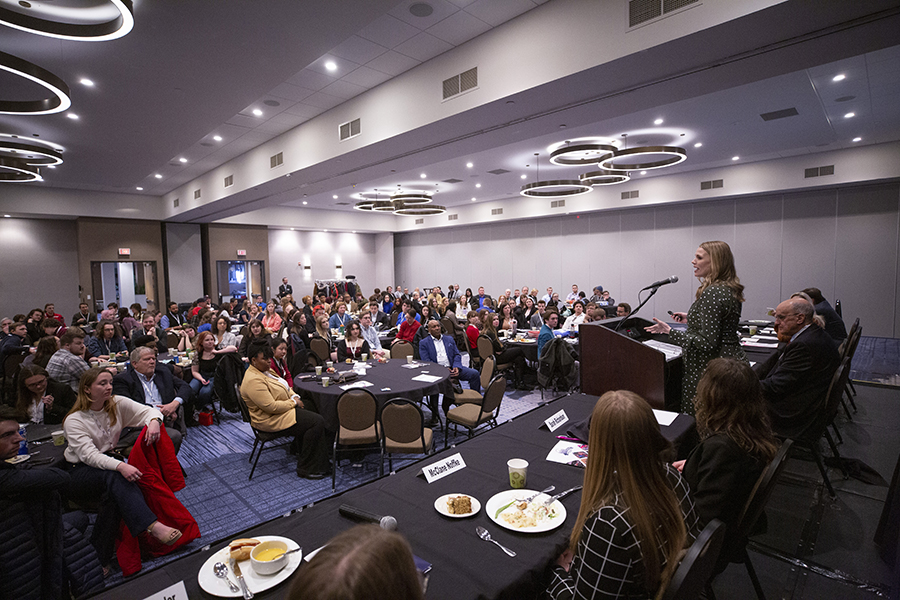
[237,249,247,256]
[118,248,131,256]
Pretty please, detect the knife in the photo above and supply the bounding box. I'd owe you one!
[230,557,254,599]
[543,485,583,506]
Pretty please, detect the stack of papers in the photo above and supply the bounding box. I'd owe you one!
[340,380,373,390]
[411,373,442,383]
[643,340,683,360]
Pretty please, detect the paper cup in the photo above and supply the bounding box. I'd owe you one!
[322,377,330,388]
[406,355,413,364]
[326,361,333,369]
[508,458,528,488]
[52,430,66,446]
[315,366,322,375]
[361,353,368,362]
[748,325,758,335]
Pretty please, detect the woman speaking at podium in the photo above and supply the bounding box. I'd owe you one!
[645,241,747,414]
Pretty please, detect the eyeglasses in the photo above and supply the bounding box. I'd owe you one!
[773,312,797,321]
[25,378,47,389]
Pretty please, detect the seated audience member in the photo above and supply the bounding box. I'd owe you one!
[367,301,389,329]
[562,300,586,332]
[754,297,840,440]
[170,325,196,353]
[443,301,466,340]
[289,311,312,352]
[517,296,539,329]
[41,317,65,339]
[801,287,847,345]
[0,408,104,599]
[337,320,371,361]
[589,286,604,303]
[1,321,34,363]
[211,315,238,352]
[465,310,481,352]
[160,301,186,330]
[247,302,263,323]
[393,310,421,346]
[382,293,395,316]
[289,524,424,600]
[598,290,615,306]
[129,303,144,322]
[191,331,226,410]
[616,302,632,318]
[359,311,386,358]
[530,300,547,329]
[24,334,58,368]
[240,319,271,357]
[234,299,251,325]
[549,292,563,311]
[113,347,190,448]
[47,328,91,392]
[270,337,293,386]
[470,286,492,311]
[498,303,516,331]
[541,287,554,304]
[537,311,559,358]
[88,319,128,359]
[71,302,96,327]
[64,368,183,567]
[44,303,66,326]
[241,341,329,479]
[0,316,10,339]
[118,307,138,338]
[25,308,46,342]
[547,390,698,600]
[329,302,352,330]
[16,364,76,424]
[482,312,530,389]
[674,358,778,562]
[566,284,580,303]
[132,313,167,354]
[99,302,118,321]
[420,319,481,422]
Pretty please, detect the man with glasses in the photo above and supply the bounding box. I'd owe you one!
[755,297,840,440]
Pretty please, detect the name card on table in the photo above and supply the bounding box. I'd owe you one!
[422,452,466,483]
[543,409,569,432]
[142,581,188,600]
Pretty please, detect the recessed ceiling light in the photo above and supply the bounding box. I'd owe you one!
[79,78,94,87]
[154,173,162,178]
[475,183,481,188]
[832,74,846,82]
[520,174,526,179]
[332,195,338,199]
[3,215,10,218]
[731,156,739,161]
[179,157,187,163]
[352,231,356,234]
[66,113,79,120]
[466,162,473,168]
[213,135,223,142]
[136,186,143,190]
[420,173,427,178]
[325,61,337,72]
[471,197,476,201]
[302,201,308,205]
[653,118,663,125]
[640,170,647,175]
[324,229,328,232]
[252,108,263,116]
[694,142,702,148]
[852,137,862,142]
[844,112,855,118]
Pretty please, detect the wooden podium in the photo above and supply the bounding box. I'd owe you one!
[578,316,682,410]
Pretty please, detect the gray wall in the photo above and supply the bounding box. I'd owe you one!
[165,223,204,303]
[395,183,900,338]
[0,218,80,320]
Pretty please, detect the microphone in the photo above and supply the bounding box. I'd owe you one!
[338,504,398,530]
[641,276,678,291]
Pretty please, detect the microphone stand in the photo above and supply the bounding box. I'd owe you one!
[614,285,662,332]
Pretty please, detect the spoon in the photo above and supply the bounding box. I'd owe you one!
[523,485,555,504]
[271,547,303,561]
[476,526,516,557]
[213,562,239,593]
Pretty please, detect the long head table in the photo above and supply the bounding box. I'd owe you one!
[90,392,694,599]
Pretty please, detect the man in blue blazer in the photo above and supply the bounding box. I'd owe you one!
[419,320,481,426]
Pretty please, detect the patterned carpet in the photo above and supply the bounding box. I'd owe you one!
[850,336,900,387]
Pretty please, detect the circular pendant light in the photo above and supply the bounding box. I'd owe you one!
[0,51,71,115]
[0,0,134,41]
[520,179,592,198]
[0,158,41,182]
[389,192,432,205]
[393,203,446,216]
[549,143,616,166]
[354,200,375,211]
[599,146,687,171]
[371,201,396,212]
[579,168,630,186]
[0,139,62,165]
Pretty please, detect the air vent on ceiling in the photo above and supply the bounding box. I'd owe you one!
[448,214,458,221]
[193,189,201,199]
[487,168,510,175]
[339,118,361,141]
[804,165,835,178]
[620,190,640,199]
[835,95,855,103]
[551,199,566,208]
[442,67,478,101]
[270,152,283,169]
[700,179,724,190]
[335,202,350,206]
[173,198,179,208]
[415,218,424,225]
[760,107,799,122]
[491,208,503,215]
[629,0,698,28]
[224,174,233,188]
[442,178,463,184]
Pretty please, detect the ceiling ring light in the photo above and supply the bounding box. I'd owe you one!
[0,51,71,115]
[371,201,396,212]
[0,0,134,41]
[0,140,63,165]
[393,203,446,216]
[580,169,630,186]
[520,179,593,198]
[599,146,687,171]
[549,143,617,166]
[0,158,41,182]
[389,192,432,205]
[354,200,376,211]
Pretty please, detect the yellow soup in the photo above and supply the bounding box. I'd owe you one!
[254,547,284,562]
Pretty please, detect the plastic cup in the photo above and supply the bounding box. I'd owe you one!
[52,430,66,446]
[315,366,322,375]
[322,377,330,388]
[361,353,368,362]
[508,458,528,488]
[326,361,333,369]
[406,355,413,364]
[748,325,758,336]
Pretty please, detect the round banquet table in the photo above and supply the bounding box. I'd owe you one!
[293,359,452,431]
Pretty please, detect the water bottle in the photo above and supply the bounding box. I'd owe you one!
[17,424,27,456]
[511,319,517,337]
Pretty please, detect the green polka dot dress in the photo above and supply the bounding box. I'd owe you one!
[668,283,747,414]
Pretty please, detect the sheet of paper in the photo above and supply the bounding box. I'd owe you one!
[401,362,424,369]
[546,440,588,468]
[411,373,442,383]
[340,380,373,390]
[652,409,678,427]
[741,341,779,348]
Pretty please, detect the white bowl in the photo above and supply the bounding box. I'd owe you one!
[250,540,289,575]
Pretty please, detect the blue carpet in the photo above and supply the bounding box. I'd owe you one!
[851,336,900,386]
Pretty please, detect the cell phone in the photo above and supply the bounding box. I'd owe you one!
[667,311,674,316]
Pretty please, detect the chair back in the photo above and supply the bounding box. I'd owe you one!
[823,357,852,425]
[734,439,793,544]
[661,519,726,600]
[381,398,428,451]
[476,335,494,361]
[336,389,378,434]
[391,340,413,359]
[479,374,507,417]
[441,317,453,335]
[480,355,495,389]
[390,311,400,327]
[233,383,252,424]
[166,332,181,349]
[846,324,862,361]
[838,317,860,357]
[310,336,330,361]
[3,353,26,378]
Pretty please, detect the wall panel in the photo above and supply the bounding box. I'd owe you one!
[165,223,203,303]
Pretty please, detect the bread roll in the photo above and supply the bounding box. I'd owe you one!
[229,538,260,561]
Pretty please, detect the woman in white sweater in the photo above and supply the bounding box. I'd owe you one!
[64,367,183,568]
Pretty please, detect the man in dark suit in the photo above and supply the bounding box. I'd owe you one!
[469,286,492,311]
[112,346,192,452]
[278,277,293,299]
[366,300,389,329]
[754,297,840,441]
[419,320,481,426]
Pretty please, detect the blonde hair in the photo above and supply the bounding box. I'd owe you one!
[570,391,686,596]
[66,367,118,427]
[696,240,744,302]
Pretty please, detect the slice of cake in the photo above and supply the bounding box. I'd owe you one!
[447,495,472,515]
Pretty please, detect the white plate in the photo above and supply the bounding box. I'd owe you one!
[197,535,302,598]
[485,490,567,533]
[434,494,481,518]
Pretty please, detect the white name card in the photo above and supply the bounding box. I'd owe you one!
[142,581,188,600]
[423,452,466,483]
[544,409,569,432]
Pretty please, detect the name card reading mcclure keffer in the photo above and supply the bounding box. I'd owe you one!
[142,581,188,600]
[422,452,466,483]
[544,409,569,432]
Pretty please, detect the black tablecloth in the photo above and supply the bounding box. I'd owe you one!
[294,359,451,431]
[18,422,68,468]
[90,392,696,600]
